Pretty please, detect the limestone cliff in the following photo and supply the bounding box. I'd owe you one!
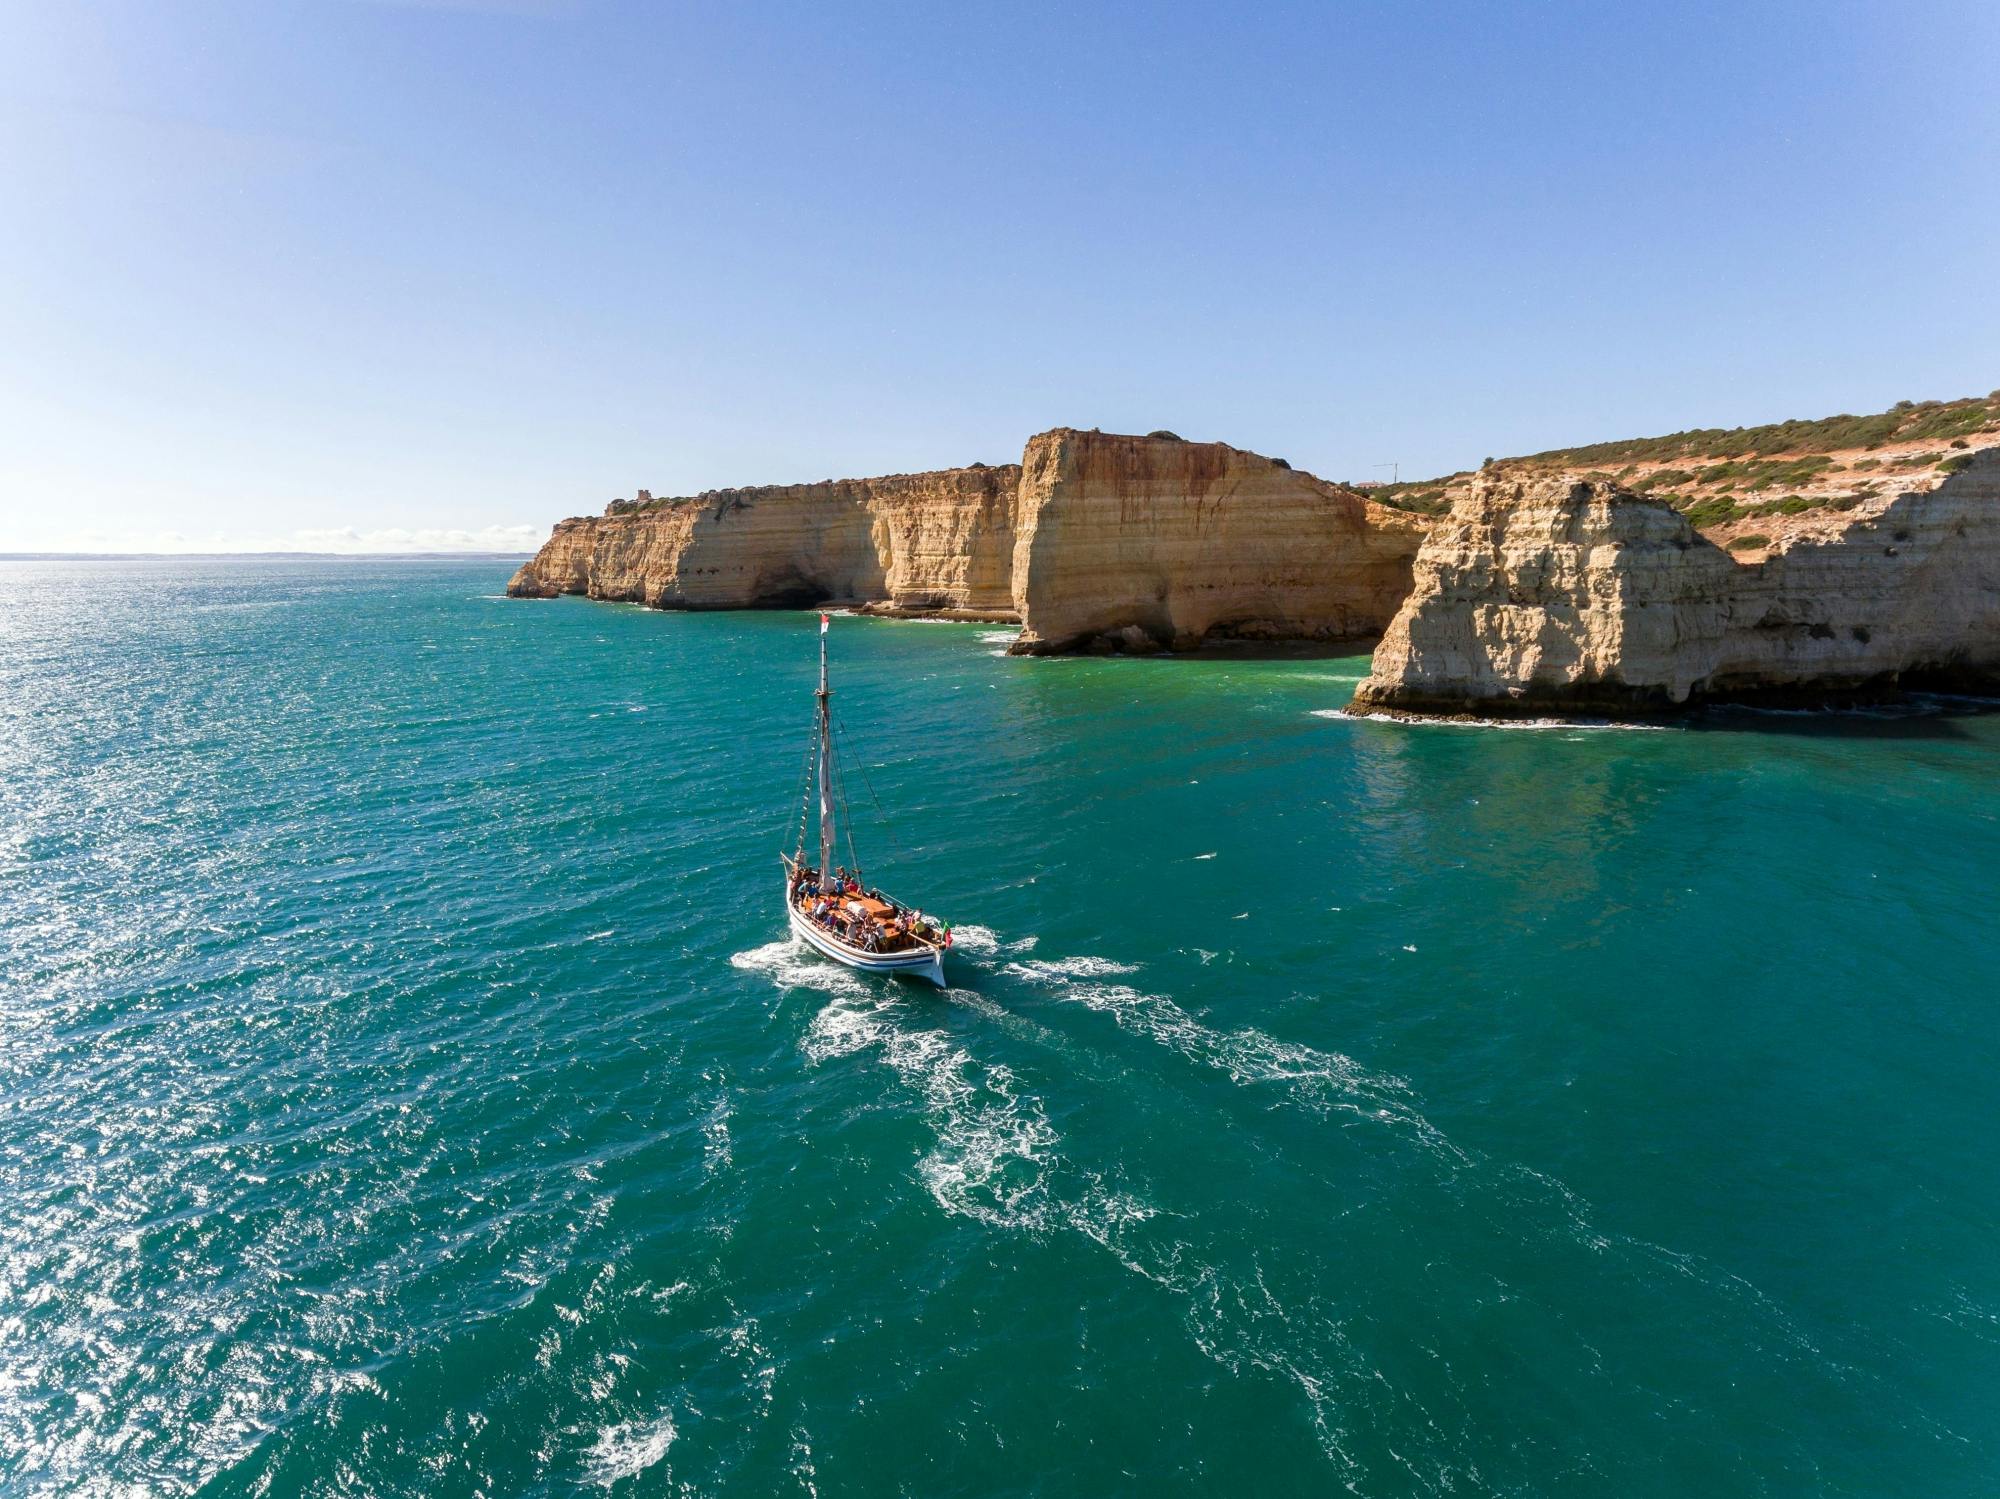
[506,466,1021,615]
[1351,449,2000,716]
[507,431,1431,650]
[1007,430,1429,653]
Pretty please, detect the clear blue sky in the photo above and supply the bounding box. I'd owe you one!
[3,0,1996,552]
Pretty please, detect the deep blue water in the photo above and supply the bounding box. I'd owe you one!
[4,556,1999,1496]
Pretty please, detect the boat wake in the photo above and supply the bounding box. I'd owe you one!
[803,995,1058,1229]
[582,1412,677,1488]
[999,960,1458,1155]
[753,921,1893,1485]
[791,983,1374,1475]
[730,938,870,998]
[942,923,1035,957]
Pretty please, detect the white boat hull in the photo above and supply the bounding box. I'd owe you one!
[786,893,947,988]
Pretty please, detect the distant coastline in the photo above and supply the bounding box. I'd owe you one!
[505,391,2000,717]
[0,552,536,562]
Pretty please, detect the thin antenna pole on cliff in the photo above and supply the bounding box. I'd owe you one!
[1374,462,1399,485]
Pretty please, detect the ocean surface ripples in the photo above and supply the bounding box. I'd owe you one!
[4,558,1999,1497]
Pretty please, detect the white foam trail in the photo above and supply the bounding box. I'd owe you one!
[1005,955,1138,980]
[1001,962,1462,1158]
[701,1090,732,1175]
[730,939,868,998]
[583,1412,676,1487]
[937,923,1036,958]
[803,996,1057,1228]
[796,966,1401,1479]
[1319,708,1674,731]
[1055,1174,1366,1479]
[946,923,1002,954]
[789,1428,821,1498]
[977,630,1019,644]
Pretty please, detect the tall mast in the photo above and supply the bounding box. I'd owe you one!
[816,614,835,876]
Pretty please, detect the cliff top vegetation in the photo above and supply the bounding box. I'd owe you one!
[1369,391,2000,528]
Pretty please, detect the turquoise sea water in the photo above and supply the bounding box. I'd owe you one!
[5,556,2000,1497]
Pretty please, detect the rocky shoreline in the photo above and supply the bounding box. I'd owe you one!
[509,396,2000,717]
[1353,454,2000,717]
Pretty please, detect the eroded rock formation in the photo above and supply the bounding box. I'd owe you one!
[507,433,1430,649]
[1005,430,1427,653]
[1351,451,2000,716]
[506,466,1022,615]
[507,397,2000,702]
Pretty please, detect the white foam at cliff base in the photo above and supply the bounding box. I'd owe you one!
[1319,708,1674,731]
[583,1412,676,1488]
[978,630,1019,644]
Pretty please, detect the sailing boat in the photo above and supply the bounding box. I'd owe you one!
[781,614,950,987]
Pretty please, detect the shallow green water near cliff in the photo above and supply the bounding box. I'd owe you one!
[6,557,2000,1497]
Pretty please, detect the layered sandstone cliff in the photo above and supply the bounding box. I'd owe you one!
[1351,449,2000,716]
[1007,430,1428,653]
[506,466,1021,615]
[507,432,1431,649]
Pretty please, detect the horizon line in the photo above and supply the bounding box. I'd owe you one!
[0,550,537,562]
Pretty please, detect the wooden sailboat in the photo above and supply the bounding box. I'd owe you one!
[781,613,950,987]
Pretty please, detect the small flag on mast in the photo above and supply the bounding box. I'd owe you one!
[819,613,830,633]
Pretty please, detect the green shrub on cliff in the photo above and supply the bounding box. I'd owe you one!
[1519,394,1992,468]
[1681,495,1743,528]
[1633,468,1694,491]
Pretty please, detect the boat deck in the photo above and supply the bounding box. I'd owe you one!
[792,888,937,954]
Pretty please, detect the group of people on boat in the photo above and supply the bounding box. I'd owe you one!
[791,865,951,954]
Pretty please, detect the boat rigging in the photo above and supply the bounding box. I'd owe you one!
[781,613,950,986]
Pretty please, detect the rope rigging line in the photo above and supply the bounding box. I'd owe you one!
[790,720,818,862]
[833,712,906,858]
